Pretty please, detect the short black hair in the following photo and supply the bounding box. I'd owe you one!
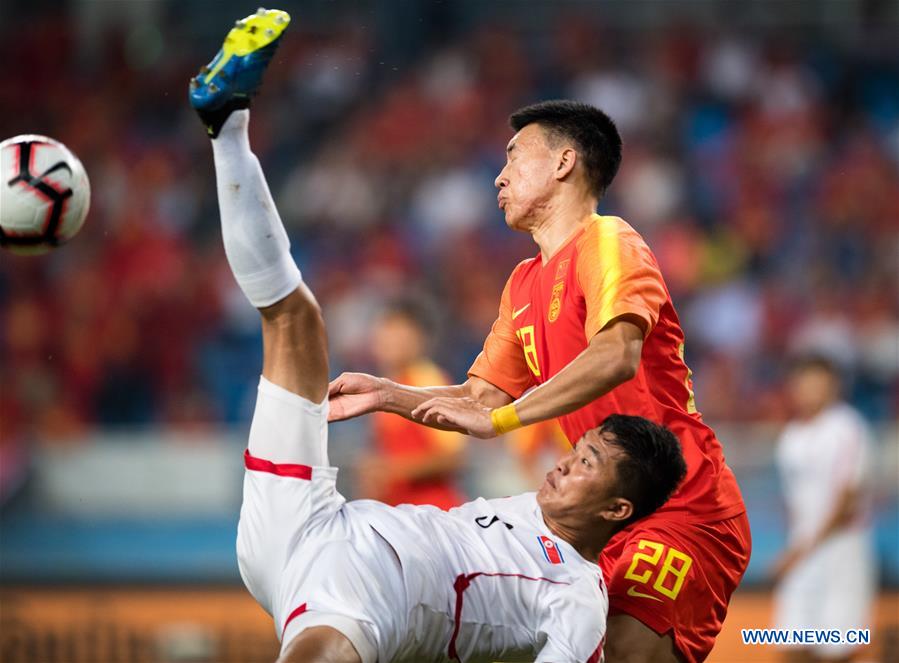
[380,296,437,337]
[509,100,622,198]
[599,415,686,526]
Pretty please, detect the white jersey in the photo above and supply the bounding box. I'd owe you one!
[353,493,608,662]
[237,377,606,663]
[776,402,873,545]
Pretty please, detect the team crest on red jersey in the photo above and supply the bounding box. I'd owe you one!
[548,281,564,323]
[537,535,565,564]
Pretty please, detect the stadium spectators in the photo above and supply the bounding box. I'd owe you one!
[1,7,896,446]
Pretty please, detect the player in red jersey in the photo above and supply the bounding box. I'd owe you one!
[329,100,751,662]
[362,300,467,509]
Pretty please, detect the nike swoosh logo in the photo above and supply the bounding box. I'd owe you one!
[627,586,663,602]
[511,303,531,320]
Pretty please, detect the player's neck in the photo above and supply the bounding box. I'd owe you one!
[542,512,612,562]
[530,199,596,262]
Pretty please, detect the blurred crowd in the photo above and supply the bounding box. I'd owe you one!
[2,3,897,453]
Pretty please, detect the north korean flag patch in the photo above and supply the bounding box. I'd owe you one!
[537,535,565,564]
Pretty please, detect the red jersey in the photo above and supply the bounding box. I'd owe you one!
[469,214,744,520]
[372,360,466,510]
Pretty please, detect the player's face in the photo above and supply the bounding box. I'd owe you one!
[495,124,561,231]
[536,429,632,525]
[372,314,425,374]
[787,366,839,419]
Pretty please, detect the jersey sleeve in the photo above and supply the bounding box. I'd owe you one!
[535,576,607,663]
[467,267,535,399]
[577,217,667,340]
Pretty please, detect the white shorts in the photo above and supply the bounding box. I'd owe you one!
[773,531,876,659]
[236,377,407,663]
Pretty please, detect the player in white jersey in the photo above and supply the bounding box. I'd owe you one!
[240,400,684,663]
[772,355,877,662]
[189,10,687,662]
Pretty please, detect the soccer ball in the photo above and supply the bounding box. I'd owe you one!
[0,134,90,255]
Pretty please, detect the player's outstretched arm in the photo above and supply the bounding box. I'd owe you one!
[328,372,511,430]
[414,317,644,438]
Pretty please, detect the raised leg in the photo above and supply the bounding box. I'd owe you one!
[209,103,328,404]
[195,15,367,662]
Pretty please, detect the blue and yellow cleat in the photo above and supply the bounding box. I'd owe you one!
[189,7,290,137]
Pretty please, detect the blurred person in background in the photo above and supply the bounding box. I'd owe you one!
[330,100,750,663]
[772,355,877,663]
[358,299,467,509]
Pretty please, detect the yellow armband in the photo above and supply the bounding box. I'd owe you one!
[491,404,522,435]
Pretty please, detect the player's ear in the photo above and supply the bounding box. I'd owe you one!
[599,497,633,524]
[555,147,577,181]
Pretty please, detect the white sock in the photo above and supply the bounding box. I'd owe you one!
[211,110,302,308]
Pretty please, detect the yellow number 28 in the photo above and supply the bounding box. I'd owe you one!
[623,539,693,600]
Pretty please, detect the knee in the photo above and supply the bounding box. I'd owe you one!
[278,626,362,663]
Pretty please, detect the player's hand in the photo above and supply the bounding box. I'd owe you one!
[328,372,385,422]
[412,397,496,438]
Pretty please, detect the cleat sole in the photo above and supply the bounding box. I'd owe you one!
[189,8,290,137]
[203,8,290,83]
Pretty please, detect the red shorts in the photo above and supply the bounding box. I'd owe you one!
[598,511,751,663]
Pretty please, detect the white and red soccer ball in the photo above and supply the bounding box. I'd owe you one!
[0,134,90,255]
